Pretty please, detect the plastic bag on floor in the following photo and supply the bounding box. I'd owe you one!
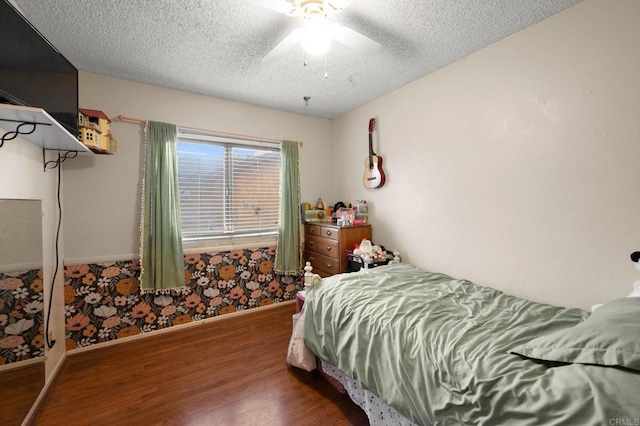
[286,307,316,371]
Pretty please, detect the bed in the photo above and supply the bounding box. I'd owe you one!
[298,263,640,425]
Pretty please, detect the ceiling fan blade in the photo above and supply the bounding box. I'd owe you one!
[249,0,295,15]
[330,24,381,55]
[262,29,301,62]
[326,0,356,12]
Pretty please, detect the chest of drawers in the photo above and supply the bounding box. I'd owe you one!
[304,222,372,277]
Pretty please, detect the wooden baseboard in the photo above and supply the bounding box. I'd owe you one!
[0,356,45,373]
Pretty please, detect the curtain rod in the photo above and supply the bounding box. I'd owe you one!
[116,114,303,147]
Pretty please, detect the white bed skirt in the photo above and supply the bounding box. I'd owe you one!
[320,362,418,426]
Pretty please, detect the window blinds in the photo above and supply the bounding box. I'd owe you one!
[176,135,281,241]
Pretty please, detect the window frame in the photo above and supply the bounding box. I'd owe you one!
[176,130,281,252]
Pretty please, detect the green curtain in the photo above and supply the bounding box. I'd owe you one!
[140,121,185,292]
[275,140,302,274]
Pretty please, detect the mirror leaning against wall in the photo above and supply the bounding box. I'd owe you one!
[0,199,46,425]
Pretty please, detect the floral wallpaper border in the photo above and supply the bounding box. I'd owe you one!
[64,246,302,350]
[0,268,45,366]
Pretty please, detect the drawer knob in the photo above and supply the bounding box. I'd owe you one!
[325,246,332,251]
[326,263,332,269]
[309,240,315,246]
[326,230,333,236]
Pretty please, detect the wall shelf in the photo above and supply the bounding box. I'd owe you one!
[0,103,92,154]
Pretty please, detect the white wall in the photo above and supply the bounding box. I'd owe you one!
[0,139,66,382]
[64,73,333,263]
[331,0,640,309]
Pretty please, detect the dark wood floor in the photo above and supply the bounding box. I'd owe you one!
[1,361,45,426]
[32,302,368,425]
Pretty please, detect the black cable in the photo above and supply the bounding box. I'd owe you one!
[45,152,62,349]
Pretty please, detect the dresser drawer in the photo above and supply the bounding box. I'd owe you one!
[320,226,339,240]
[306,251,340,276]
[305,224,321,237]
[305,235,340,258]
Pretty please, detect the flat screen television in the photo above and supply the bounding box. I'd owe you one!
[0,0,79,136]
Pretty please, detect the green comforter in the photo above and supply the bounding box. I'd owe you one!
[303,263,640,425]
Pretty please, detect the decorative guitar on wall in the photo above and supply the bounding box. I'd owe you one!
[363,117,386,189]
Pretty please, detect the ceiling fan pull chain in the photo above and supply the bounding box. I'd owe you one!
[324,53,329,79]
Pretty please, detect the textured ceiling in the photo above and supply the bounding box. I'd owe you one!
[12,0,582,119]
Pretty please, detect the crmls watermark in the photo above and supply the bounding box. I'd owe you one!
[609,419,640,426]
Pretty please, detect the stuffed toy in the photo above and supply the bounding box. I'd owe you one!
[591,251,640,311]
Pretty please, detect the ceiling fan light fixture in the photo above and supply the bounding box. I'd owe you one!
[294,0,327,19]
[299,25,332,56]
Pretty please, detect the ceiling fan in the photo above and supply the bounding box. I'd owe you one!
[253,0,382,62]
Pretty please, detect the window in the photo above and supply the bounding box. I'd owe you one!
[176,132,281,242]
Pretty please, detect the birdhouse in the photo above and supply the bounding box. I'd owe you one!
[78,108,118,154]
